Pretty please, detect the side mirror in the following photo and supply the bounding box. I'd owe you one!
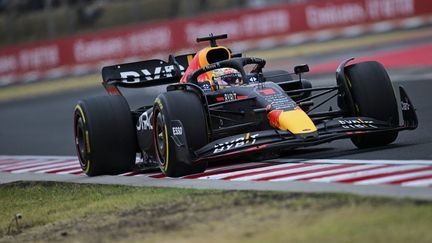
[294,64,309,74]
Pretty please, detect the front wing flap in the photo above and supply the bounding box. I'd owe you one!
[193,114,416,163]
[192,83,418,162]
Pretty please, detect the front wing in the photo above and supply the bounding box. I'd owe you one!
[189,86,418,163]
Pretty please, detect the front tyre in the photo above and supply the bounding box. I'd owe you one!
[345,61,399,148]
[73,95,137,176]
[153,90,208,177]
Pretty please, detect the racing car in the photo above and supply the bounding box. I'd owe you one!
[73,34,418,177]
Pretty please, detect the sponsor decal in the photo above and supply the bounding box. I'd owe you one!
[213,133,259,154]
[338,118,377,129]
[267,110,282,128]
[258,88,276,96]
[120,64,185,83]
[216,93,248,102]
[255,86,295,110]
[224,93,237,101]
[137,111,153,131]
[0,55,17,73]
[306,3,366,29]
[305,0,414,29]
[172,126,183,136]
[401,98,411,111]
[73,27,171,63]
[203,63,221,72]
[200,82,212,92]
[185,10,290,41]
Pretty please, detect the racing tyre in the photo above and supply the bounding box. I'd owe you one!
[153,90,208,177]
[345,61,399,148]
[74,95,137,176]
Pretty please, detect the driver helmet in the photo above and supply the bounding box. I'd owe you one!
[212,68,242,88]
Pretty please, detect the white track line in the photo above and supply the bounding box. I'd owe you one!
[189,162,270,179]
[270,164,384,182]
[0,158,55,168]
[310,165,426,183]
[303,159,432,165]
[402,179,432,187]
[205,162,268,172]
[231,164,336,181]
[11,161,77,173]
[355,171,432,185]
[198,163,300,180]
[34,164,82,173]
[57,168,83,174]
[1,156,431,187]
[0,155,77,160]
[1,159,74,171]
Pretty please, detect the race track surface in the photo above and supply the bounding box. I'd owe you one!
[1,156,432,187]
[0,28,431,199]
[1,156,432,200]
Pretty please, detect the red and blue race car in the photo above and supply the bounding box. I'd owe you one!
[73,34,418,177]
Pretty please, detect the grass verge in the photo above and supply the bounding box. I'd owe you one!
[1,181,431,243]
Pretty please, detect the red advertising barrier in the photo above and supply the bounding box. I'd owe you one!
[0,0,431,85]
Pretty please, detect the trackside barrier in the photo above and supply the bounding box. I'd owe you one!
[0,0,431,85]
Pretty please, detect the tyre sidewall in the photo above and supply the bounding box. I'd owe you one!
[153,91,208,177]
[345,61,399,148]
[74,96,137,176]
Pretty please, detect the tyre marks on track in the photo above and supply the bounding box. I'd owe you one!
[1,156,432,187]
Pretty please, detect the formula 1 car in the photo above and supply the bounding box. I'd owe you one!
[73,34,418,177]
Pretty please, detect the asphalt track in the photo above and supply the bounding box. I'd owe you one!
[0,28,431,199]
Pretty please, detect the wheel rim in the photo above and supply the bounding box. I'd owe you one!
[154,108,168,168]
[75,116,88,170]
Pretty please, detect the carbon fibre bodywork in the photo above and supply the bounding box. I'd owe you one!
[96,35,418,174]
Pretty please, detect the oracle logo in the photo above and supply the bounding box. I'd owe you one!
[119,64,185,83]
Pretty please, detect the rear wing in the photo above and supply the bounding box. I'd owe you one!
[101,53,194,94]
[101,51,242,95]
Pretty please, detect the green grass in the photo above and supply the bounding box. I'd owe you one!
[1,181,431,242]
[0,181,197,235]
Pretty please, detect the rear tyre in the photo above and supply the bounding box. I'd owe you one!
[74,95,137,176]
[345,61,399,148]
[153,90,208,177]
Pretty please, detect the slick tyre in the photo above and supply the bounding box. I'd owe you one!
[345,61,399,148]
[74,95,137,176]
[153,90,208,177]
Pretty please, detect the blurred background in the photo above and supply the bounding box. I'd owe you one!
[1,0,431,84]
[0,0,266,46]
[0,0,431,156]
[0,0,300,47]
